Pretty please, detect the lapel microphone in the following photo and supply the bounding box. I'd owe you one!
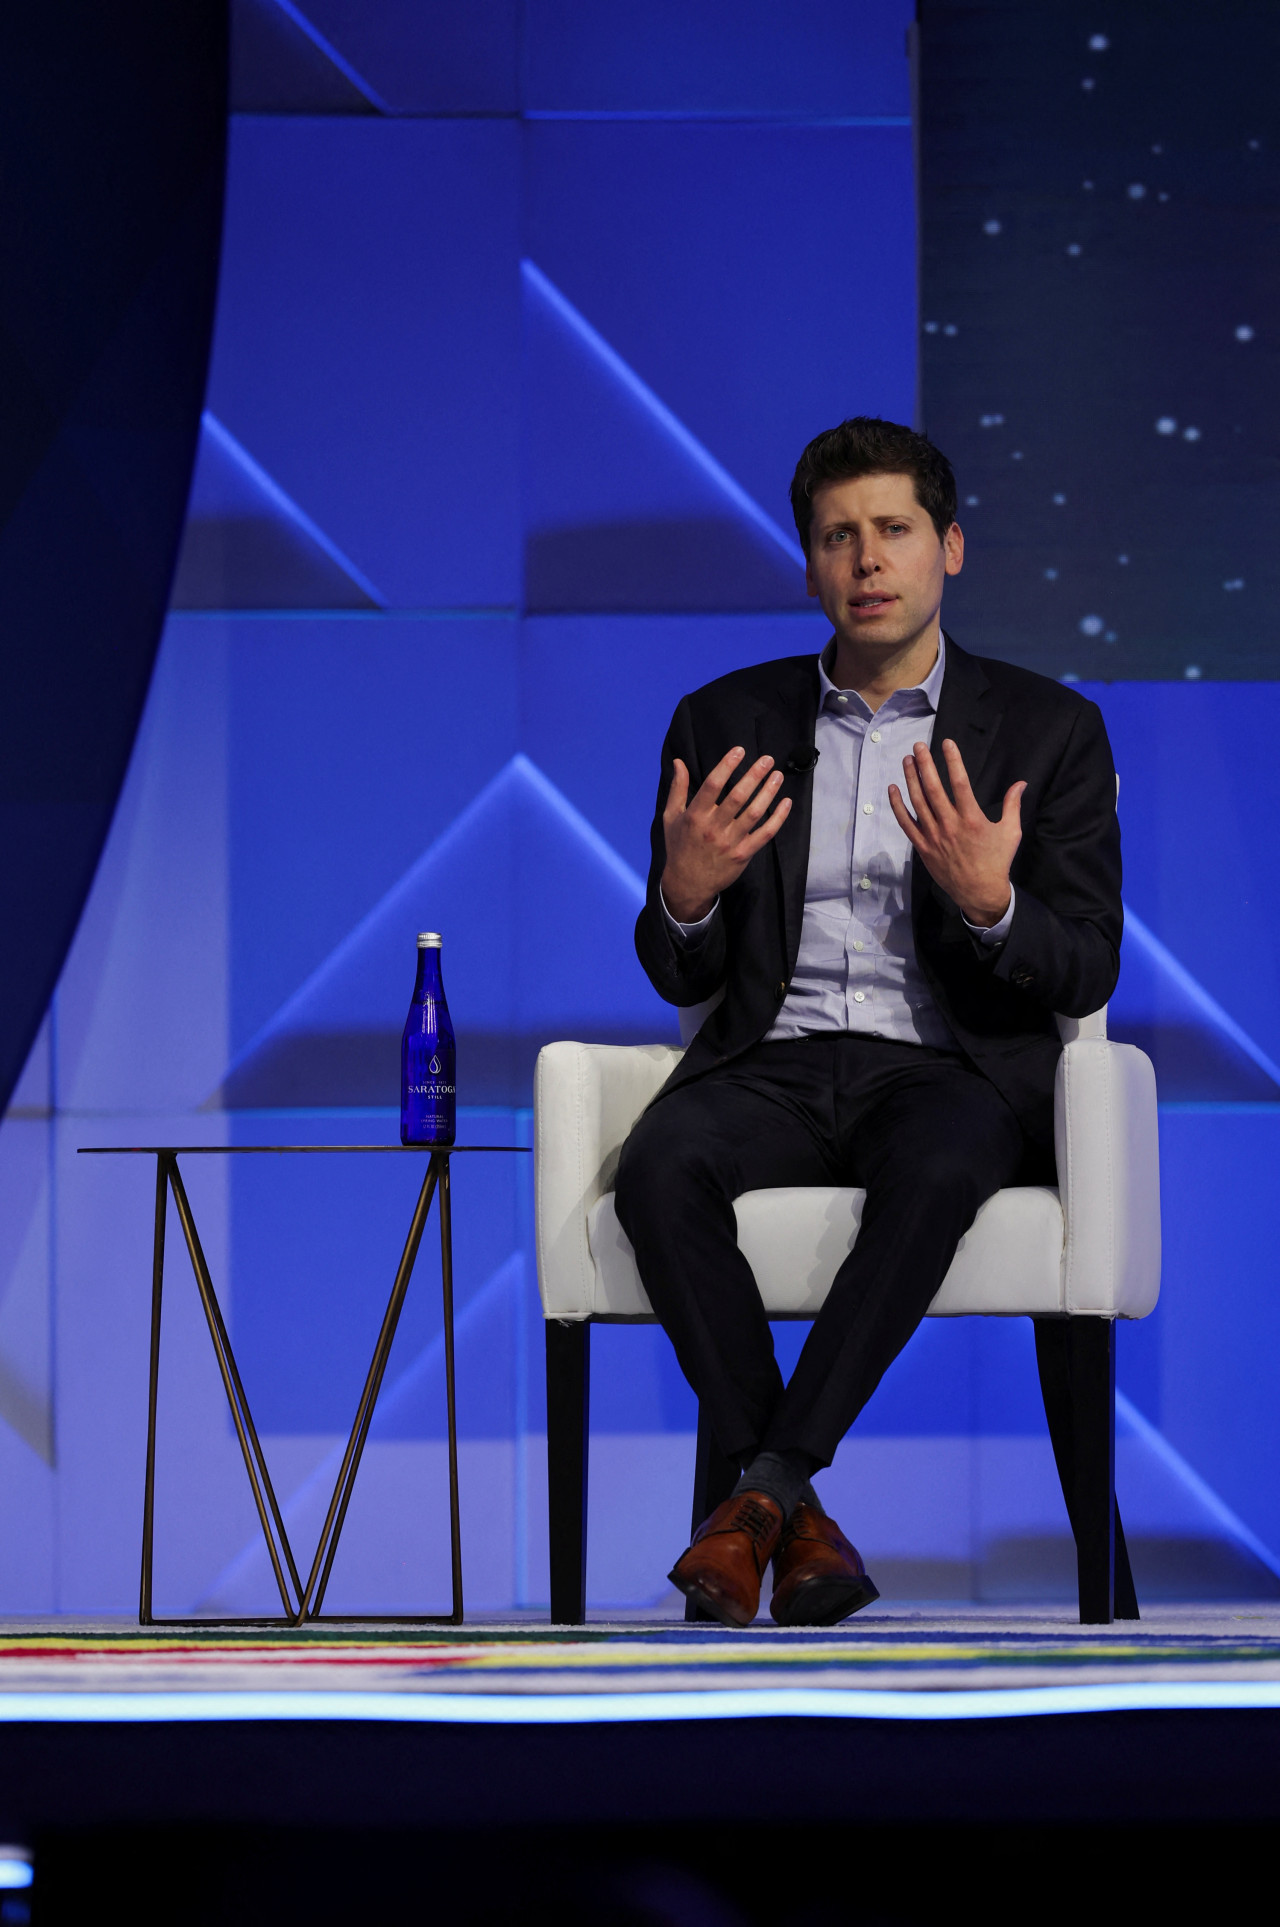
[785,747,820,774]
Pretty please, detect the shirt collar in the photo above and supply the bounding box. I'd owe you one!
[818,631,946,716]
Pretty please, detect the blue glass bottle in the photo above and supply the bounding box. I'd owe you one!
[400,932,456,1145]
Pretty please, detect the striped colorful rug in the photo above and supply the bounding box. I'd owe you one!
[2,1613,1279,1697]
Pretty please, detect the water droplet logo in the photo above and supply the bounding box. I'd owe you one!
[429,1055,441,1074]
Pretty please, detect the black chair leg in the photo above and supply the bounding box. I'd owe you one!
[1067,1319,1118,1625]
[546,1319,590,1624]
[685,1400,741,1623]
[1112,1502,1138,1620]
[1034,1316,1138,1624]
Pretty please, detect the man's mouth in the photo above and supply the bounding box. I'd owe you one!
[849,594,896,611]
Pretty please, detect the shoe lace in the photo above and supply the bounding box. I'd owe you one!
[726,1496,779,1548]
[781,1512,821,1549]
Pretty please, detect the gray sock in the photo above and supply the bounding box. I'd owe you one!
[735,1448,817,1522]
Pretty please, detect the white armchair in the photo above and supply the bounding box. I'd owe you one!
[534,1008,1160,1626]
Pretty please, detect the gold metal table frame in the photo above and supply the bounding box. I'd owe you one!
[79,1144,529,1628]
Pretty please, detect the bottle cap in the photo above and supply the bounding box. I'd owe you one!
[417,932,442,947]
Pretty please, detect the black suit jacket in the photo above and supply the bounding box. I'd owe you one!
[634,636,1122,1163]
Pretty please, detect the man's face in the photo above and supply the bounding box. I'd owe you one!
[804,471,963,656]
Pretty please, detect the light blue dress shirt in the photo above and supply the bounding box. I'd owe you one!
[663,637,1015,1049]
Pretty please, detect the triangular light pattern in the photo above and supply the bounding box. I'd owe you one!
[170,412,385,610]
[1110,907,1280,1101]
[371,1252,524,1443]
[229,0,387,115]
[1114,1393,1280,1595]
[522,259,808,613]
[215,755,677,1108]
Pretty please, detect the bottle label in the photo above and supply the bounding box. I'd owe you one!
[401,956,455,1142]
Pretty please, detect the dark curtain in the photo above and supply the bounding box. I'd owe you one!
[0,2,229,1113]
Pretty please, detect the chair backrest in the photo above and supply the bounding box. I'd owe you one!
[678,987,1106,1048]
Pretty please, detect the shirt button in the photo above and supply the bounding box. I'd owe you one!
[870,730,882,743]
[859,876,871,890]
[853,991,866,1003]
[836,694,848,706]
[853,941,865,952]
[862,802,874,814]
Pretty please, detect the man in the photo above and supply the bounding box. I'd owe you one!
[614,416,1121,1629]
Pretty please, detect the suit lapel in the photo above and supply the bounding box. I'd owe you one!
[755,656,821,969]
[930,633,999,803]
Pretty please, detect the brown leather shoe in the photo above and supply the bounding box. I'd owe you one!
[668,1490,784,1628]
[769,1504,880,1626]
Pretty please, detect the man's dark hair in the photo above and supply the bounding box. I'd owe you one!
[789,416,958,552]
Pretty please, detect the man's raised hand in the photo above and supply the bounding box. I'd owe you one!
[888,737,1024,929]
[661,747,792,923]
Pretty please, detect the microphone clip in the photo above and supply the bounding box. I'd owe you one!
[785,747,820,775]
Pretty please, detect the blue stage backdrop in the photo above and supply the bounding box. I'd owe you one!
[3,0,1280,1617]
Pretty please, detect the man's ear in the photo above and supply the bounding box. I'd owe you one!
[943,521,964,577]
[804,552,818,598]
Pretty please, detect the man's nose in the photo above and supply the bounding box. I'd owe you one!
[854,546,882,576]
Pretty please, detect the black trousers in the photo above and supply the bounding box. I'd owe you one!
[614,1033,1029,1471]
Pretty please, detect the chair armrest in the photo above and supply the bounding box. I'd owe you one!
[1054,1038,1160,1316]
[534,1042,682,1319]
[1055,1005,1107,1044]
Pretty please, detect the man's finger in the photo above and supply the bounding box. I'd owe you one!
[663,758,691,822]
[940,738,978,811]
[693,746,748,811]
[737,794,793,856]
[911,741,954,817]
[900,754,937,835]
[888,782,928,852]
[725,754,777,817]
[1001,780,1027,829]
[734,767,785,830]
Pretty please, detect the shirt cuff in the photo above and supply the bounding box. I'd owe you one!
[660,885,720,944]
[962,886,1015,947]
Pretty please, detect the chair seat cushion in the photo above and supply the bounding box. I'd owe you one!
[585,1185,1066,1320]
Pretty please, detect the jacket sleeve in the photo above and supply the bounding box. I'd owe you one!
[633,696,730,1008]
[990,698,1123,1018]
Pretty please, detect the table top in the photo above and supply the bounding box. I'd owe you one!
[78,1145,530,1155]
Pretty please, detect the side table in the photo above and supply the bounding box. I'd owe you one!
[78,1144,529,1628]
